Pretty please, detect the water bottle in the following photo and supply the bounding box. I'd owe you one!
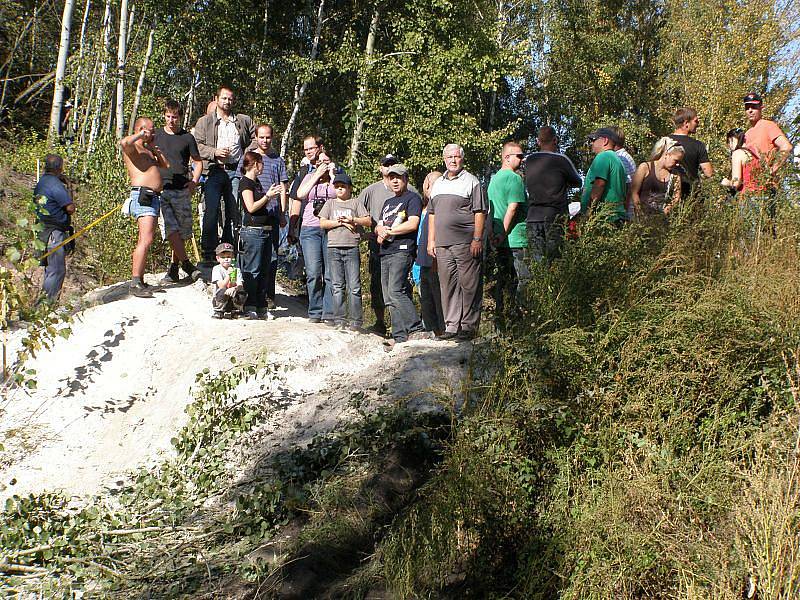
[385,211,405,243]
[228,260,238,286]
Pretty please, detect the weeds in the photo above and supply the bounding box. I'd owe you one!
[381,187,800,599]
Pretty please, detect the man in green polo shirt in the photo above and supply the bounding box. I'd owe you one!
[581,128,628,224]
[488,141,527,319]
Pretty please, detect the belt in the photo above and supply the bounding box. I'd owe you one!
[131,186,160,196]
[241,225,272,231]
[212,162,238,171]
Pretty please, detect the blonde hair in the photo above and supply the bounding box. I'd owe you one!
[651,136,685,161]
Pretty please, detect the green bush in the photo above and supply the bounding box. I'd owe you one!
[382,187,800,599]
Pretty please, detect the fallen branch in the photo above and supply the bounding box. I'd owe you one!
[0,561,47,574]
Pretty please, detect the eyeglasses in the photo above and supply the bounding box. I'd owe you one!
[586,136,598,143]
[505,153,525,159]
[303,145,319,151]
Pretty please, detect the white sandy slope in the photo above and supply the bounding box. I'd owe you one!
[0,279,470,500]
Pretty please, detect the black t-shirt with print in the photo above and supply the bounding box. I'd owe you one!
[379,191,422,256]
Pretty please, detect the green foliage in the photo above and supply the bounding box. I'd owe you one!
[380,186,800,598]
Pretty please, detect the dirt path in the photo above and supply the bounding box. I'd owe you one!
[0,278,470,500]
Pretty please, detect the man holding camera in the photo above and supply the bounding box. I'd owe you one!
[120,117,169,298]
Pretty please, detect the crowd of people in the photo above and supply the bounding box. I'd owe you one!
[35,87,794,349]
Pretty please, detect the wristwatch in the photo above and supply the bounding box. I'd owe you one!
[472,236,482,242]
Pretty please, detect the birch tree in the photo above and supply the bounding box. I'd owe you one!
[128,20,155,133]
[280,0,325,158]
[48,0,77,141]
[347,4,380,168]
[88,0,113,152]
[71,0,92,141]
[115,0,130,138]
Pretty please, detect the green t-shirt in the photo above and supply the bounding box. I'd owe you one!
[487,168,527,248]
[580,150,627,222]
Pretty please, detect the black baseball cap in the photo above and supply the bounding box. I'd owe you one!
[379,154,398,167]
[587,127,620,145]
[743,92,763,107]
[332,173,353,186]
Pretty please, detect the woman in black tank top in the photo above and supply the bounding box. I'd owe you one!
[631,137,685,219]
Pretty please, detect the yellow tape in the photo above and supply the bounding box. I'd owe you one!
[41,203,121,261]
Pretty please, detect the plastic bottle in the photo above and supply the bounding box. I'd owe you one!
[228,260,238,287]
[385,211,406,243]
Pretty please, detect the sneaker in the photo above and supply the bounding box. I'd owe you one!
[457,330,477,341]
[212,310,224,319]
[257,308,275,321]
[437,331,458,341]
[408,331,434,341]
[129,281,154,298]
[160,264,180,284]
[244,306,259,320]
[323,319,337,327]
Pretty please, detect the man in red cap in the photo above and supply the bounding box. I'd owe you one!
[743,92,792,174]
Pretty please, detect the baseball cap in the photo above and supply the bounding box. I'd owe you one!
[215,242,234,255]
[386,163,408,176]
[587,128,620,145]
[379,154,398,167]
[743,92,763,107]
[332,173,353,186]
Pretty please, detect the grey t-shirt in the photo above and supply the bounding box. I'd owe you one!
[319,197,369,248]
[359,179,419,225]
[428,169,488,247]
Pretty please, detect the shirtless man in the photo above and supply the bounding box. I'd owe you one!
[120,117,169,297]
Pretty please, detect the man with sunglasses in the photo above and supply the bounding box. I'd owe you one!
[743,93,792,175]
[488,141,527,319]
[668,107,713,198]
[580,128,628,224]
[524,126,582,261]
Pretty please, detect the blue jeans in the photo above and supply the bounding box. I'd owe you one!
[380,252,423,342]
[42,229,67,301]
[239,226,272,310]
[299,226,333,319]
[328,246,363,326]
[267,225,279,300]
[202,167,239,261]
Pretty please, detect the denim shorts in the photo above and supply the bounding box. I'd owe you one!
[122,188,161,219]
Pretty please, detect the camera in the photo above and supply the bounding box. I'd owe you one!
[312,197,326,217]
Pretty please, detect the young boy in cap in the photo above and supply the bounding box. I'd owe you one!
[211,242,247,318]
[319,173,371,330]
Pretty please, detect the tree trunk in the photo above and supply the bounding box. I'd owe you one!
[71,0,92,141]
[88,0,113,152]
[48,0,77,141]
[281,0,325,158]
[347,4,380,168]
[115,0,130,138]
[184,68,196,129]
[487,0,506,133]
[256,0,269,79]
[0,15,36,123]
[80,54,99,145]
[128,20,154,133]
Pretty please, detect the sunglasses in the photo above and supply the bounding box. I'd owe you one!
[505,153,525,159]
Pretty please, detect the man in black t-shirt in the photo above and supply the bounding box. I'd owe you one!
[374,164,428,347]
[523,126,582,262]
[154,99,203,282]
[668,107,713,197]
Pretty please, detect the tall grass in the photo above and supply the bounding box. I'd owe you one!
[381,183,800,599]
